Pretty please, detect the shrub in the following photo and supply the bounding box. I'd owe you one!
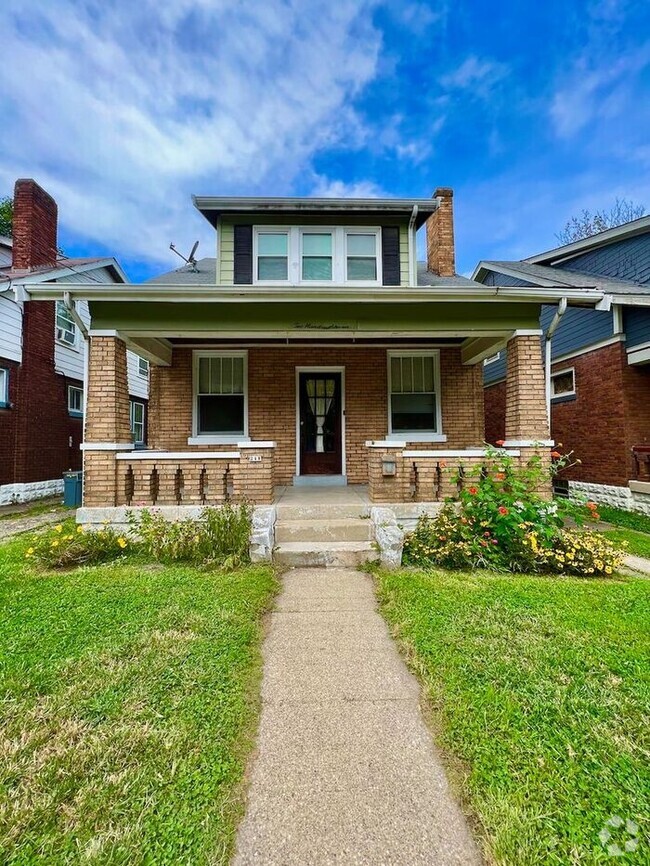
[403,448,622,577]
[130,504,252,567]
[27,523,129,569]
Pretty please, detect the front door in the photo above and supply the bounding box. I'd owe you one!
[299,372,342,475]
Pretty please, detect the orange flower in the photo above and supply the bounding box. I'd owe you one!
[468,486,478,495]
[551,451,561,459]
[496,440,505,446]
[498,506,509,515]
[495,472,505,481]
[439,461,447,468]
[587,501,597,510]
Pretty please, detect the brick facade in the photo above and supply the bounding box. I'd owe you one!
[12,179,58,271]
[484,340,650,487]
[0,302,83,487]
[425,187,455,277]
[147,345,486,487]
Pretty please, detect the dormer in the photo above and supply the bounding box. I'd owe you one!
[193,196,442,288]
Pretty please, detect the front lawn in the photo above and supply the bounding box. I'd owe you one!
[603,527,650,560]
[0,533,278,864]
[376,567,650,865]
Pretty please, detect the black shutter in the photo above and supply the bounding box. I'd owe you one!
[233,225,253,284]
[381,226,401,286]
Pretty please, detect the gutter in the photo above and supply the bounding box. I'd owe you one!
[544,297,567,426]
[63,292,90,447]
[408,205,418,286]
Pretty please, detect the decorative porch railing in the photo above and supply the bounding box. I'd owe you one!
[113,448,274,507]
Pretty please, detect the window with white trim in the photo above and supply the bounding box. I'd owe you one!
[56,301,76,346]
[68,385,83,417]
[388,352,440,435]
[551,368,575,399]
[253,226,382,285]
[0,368,8,407]
[130,399,146,444]
[194,352,247,438]
[138,357,149,377]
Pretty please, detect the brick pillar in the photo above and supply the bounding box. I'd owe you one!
[504,334,549,442]
[82,336,131,509]
[425,187,455,277]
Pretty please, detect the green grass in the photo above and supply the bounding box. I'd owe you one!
[603,528,650,559]
[0,500,68,521]
[0,532,278,865]
[597,504,650,535]
[376,567,650,865]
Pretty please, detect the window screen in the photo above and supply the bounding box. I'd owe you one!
[390,355,437,433]
[197,355,245,435]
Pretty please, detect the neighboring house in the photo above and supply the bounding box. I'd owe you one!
[475,215,650,512]
[0,179,149,505]
[25,187,613,549]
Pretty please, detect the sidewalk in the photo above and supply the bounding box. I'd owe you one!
[233,568,482,865]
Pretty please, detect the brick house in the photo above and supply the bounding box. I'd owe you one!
[0,179,149,505]
[475,215,650,513]
[24,189,613,539]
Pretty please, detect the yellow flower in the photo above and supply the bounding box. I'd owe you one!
[77,525,84,533]
[51,540,59,547]
[605,566,612,574]
[27,547,34,555]
[54,524,63,533]
[117,537,127,549]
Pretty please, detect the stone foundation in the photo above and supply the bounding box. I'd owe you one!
[0,478,64,506]
[569,480,650,516]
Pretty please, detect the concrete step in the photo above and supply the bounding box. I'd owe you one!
[276,503,370,521]
[274,541,376,568]
[275,517,372,543]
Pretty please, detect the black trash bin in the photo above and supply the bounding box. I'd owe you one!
[63,471,83,507]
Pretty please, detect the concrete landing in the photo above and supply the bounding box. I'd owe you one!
[233,568,482,865]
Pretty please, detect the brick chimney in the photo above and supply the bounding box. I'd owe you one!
[425,187,455,277]
[11,179,58,271]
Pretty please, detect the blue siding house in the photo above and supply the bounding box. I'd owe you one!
[474,216,650,511]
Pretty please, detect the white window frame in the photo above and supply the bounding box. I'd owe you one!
[0,368,8,407]
[189,350,249,445]
[387,350,446,443]
[551,367,576,399]
[138,356,149,377]
[68,384,83,417]
[252,226,382,286]
[130,399,146,445]
[55,301,78,349]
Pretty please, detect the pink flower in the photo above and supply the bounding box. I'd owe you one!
[498,506,509,515]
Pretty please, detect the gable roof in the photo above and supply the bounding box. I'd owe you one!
[525,215,650,266]
[473,260,650,297]
[193,196,439,230]
[0,257,127,287]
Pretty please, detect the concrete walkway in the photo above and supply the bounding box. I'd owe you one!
[233,568,482,865]
[0,509,68,541]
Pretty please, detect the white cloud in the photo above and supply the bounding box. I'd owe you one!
[0,0,383,270]
[310,176,385,198]
[439,56,508,98]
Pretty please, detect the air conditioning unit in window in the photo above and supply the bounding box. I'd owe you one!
[57,327,75,345]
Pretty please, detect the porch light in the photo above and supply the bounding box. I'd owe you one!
[382,458,397,477]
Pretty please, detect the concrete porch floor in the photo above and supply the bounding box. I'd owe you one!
[274,484,370,505]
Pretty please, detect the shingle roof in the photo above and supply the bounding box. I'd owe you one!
[0,257,114,285]
[416,263,480,287]
[146,257,217,285]
[480,260,650,296]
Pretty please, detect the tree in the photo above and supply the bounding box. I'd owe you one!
[0,196,12,237]
[556,198,645,245]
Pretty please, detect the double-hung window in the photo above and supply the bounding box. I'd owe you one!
[68,385,83,417]
[302,232,333,281]
[257,232,289,281]
[388,352,441,438]
[194,352,247,439]
[56,301,76,346]
[0,368,8,408]
[138,357,149,377]
[130,399,146,445]
[346,232,378,281]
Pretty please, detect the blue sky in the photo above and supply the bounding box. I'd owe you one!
[1,0,649,281]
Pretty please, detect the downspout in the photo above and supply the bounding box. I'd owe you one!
[408,205,418,286]
[63,292,90,491]
[544,297,567,428]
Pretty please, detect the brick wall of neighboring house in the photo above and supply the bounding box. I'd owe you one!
[483,341,650,487]
[149,346,486,486]
[0,357,21,486]
[9,302,83,485]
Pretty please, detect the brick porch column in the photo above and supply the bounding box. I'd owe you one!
[82,336,132,507]
[504,334,552,495]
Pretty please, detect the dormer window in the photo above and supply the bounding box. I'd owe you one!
[252,226,382,285]
[257,232,288,280]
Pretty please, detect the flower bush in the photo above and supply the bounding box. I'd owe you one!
[27,523,129,569]
[403,447,622,577]
[130,503,252,567]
